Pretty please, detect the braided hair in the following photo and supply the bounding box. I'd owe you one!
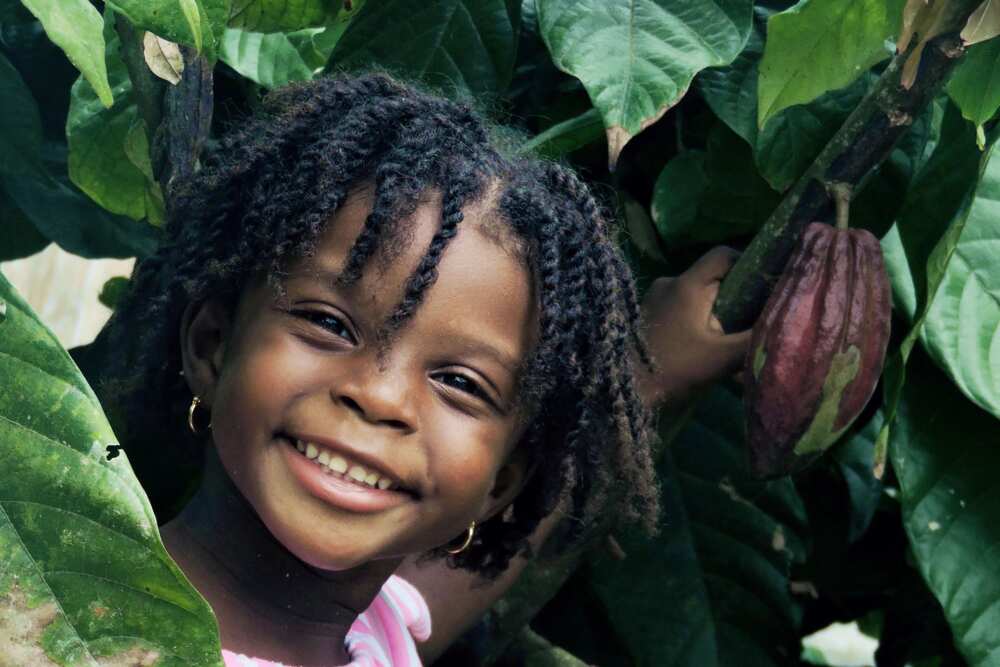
[100,72,660,580]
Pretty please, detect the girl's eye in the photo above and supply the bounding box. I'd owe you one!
[435,372,492,404]
[293,310,356,343]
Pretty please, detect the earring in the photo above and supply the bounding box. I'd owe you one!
[187,395,212,434]
[445,520,476,555]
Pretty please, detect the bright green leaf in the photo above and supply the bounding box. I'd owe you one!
[228,0,337,33]
[0,271,222,665]
[328,0,517,97]
[18,0,114,108]
[106,0,229,60]
[220,27,314,88]
[538,0,752,168]
[891,351,1000,667]
[947,37,1000,148]
[587,386,808,665]
[757,0,904,130]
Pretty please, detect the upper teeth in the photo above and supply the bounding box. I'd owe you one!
[296,440,395,491]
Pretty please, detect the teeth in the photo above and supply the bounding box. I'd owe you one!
[294,439,397,491]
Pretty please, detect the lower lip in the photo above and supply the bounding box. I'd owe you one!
[278,437,412,514]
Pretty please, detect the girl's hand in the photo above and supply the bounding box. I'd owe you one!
[635,246,754,408]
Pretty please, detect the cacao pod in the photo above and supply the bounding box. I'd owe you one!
[744,221,891,479]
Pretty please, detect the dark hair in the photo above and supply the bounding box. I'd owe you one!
[100,72,660,579]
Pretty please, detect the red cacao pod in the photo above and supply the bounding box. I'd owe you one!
[744,221,891,479]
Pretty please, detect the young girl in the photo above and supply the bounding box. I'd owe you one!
[97,72,751,666]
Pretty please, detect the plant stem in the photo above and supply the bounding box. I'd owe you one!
[829,182,853,230]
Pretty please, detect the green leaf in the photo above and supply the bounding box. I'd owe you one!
[652,124,779,246]
[757,0,904,130]
[219,27,314,87]
[537,0,752,168]
[329,0,518,96]
[586,386,808,665]
[0,271,223,665]
[519,108,604,158]
[891,351,1000,667]
[228,0,337,32]
[830,411,883,543]
[98,276,131,310]
[754,73,872,191]
[18,0,114,108]
[67,11,150,221]
[697,14,763,147]
[0,186,49,261]
[920,136,1000,420]
[0,50,44,179]
[947,37,1000,148]
[106,0,230,60]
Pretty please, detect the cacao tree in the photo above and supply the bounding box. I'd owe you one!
[2,0,999,665]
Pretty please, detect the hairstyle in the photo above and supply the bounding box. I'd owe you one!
[99,72,660,580]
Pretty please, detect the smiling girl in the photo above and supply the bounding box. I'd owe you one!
[95,73,751,666]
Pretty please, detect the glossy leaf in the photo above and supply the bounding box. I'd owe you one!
[920,136,1000,420]
[757,0,903,130]
[228,0,337,33]
[219,27,314,87]
[106,0,229,59]
[586,386,808,665]
[537,0,752,167]
[0,271,222,665]
[329,0,518,96]
[947,37,1000,148]
[19,0,113,107]
[891,351,1000,667]
[697,16,763,147]
[519,108,604,158]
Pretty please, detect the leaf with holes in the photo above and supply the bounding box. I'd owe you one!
[920,135,1000,420]
[537,0,752,168]
[328,0,518,97]
[586,386,808,665]
[891,350,1000,667]
[228,0,338,32]
[0,272,222,665]
[757,0,904,130]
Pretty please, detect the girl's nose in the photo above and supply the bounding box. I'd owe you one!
[331,357,417,433]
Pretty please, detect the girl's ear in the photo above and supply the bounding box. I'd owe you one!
[479,447,533,523]
[179,297,233,405]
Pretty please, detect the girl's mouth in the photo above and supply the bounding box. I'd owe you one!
[277,435,415,513]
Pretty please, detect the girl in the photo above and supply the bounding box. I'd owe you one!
[96,72,751,666]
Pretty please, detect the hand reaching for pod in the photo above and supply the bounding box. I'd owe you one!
[635,246,753,408]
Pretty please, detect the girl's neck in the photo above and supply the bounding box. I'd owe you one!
[161,444,402,665]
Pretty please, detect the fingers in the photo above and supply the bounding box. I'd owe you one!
[686,246,741,284]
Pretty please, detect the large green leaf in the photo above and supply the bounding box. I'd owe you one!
[757,0,904,129]
[697,15,763,147]
[891,351,1000,667]
[219,27,315,87]
[947,36,1000,148]
[652,124,779,246]
[106,0,229,59]
[67,10,154,222]
[18,0,113,108]
[537,0,752,168]
[0,272,222,665]
[920,136,1000,420]
[585,386,808,666]
[830,411,883,544]
[328,0,518,96]
[228,0,338,32]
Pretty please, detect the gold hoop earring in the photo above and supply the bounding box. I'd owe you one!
[187,395,212,434]
[446,521,476,555]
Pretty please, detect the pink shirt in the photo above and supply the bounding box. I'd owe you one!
[221,575,431,667]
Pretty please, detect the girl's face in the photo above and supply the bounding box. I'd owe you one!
[184,187,536,571]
